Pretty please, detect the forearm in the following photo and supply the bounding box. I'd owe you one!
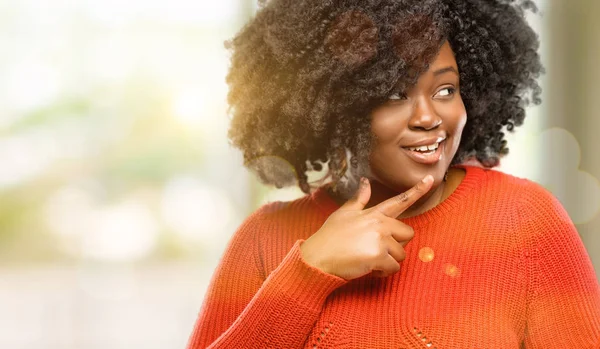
[187,240,347,349]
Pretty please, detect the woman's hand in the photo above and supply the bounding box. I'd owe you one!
[300,175,434,281]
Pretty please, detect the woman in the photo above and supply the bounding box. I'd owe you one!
[187,0,600,347]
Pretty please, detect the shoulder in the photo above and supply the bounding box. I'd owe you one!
[478,167,576,243]
[459,165,544,202]
[226,196,313,252]
[247,193,317,223]
[504,171,570,223]
[485,169,575,237]
[458,165,570,223]
[234,193,327,275]
[475,166,556,202]
[235,193,322,239]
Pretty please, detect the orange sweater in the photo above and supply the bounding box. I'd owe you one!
[187,164,600,348]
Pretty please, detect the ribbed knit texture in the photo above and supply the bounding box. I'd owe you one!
[187,164,600,348]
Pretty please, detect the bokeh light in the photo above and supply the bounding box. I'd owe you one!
[418,247,435,263]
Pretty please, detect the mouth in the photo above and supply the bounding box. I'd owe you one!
[401,139,445,165]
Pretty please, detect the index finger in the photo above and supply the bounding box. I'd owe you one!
[373,175,434,218]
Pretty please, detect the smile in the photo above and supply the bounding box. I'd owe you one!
[401,139,445,164]
[404,141,442,152]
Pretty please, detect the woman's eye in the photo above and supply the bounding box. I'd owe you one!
[389,92,408,100]
[436,87,456,98]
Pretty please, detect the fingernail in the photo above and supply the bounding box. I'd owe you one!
[422,175,433,184]
[361,177,368,186]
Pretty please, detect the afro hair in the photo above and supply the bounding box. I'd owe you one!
[225,0,543,198]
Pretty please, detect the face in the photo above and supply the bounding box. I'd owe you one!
[369,41,467,192]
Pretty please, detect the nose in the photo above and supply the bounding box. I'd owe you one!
[408,97,442,131]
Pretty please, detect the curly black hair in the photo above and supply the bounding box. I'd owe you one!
[225,0,543,198]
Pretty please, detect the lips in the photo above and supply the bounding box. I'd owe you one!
[401,139,445,165]
[401,136,446,148]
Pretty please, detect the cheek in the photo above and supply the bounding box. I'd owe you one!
[368,127,405,170]
[368,141,396,179]
[454,106,468,134]
[443,106,467,154]
[438,100,467,133]
[370,108,410,144]
[369,120,405,168]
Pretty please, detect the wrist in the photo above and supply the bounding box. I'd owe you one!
[299,240,326,273]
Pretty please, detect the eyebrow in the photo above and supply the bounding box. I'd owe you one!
[433,66,459,77]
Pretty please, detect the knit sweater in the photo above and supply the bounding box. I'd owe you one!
[187,164,600,348]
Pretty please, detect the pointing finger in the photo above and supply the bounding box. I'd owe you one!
[341,177,371,211]
[373,175,434,218]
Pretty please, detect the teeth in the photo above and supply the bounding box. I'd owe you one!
[407,142,439,152]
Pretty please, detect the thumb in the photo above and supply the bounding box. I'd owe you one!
[342,177,371,211]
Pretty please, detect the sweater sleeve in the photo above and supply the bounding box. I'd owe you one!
[186,204,348,349]
[519,182,600,348]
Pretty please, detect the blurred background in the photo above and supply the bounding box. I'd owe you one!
[0,0,598,348]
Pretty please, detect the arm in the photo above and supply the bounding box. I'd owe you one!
[186,204,348,349]
[519,183,600,348]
